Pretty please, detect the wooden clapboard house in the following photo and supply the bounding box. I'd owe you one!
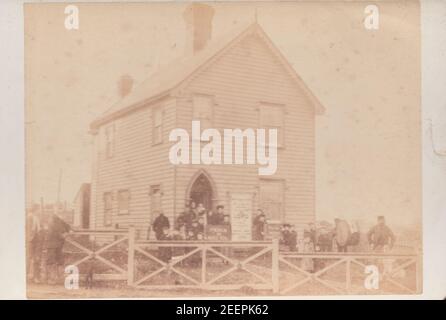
[89,4,324,239]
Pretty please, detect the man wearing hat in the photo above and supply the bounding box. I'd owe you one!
[367,216,396,252]
[252,209,266,241]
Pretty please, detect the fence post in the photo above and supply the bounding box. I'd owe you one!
[272,239,279,294]
[127,226,136,287]
[201,244,207,288]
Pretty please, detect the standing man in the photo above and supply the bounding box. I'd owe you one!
[45,213,71,284]
[207,210,218,225]
[252,209,266,241]
[334,218,351,252]
[208,205,224,225]
[152,211,170,240]
[184,204,197,230]
[367,216,396,252]
[215,205,225,225]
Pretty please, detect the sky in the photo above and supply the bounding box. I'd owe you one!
[24,2,421,228]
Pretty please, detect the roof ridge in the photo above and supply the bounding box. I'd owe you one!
[90,21,324,131]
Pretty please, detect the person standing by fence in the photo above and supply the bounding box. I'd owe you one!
[367,216,396,252]
[253,210,266,240]
[334,218,351,252]
[152,211,170,240]
[45,213,71,284]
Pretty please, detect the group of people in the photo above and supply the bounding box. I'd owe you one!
[150,202,231,242]
[27,201,398,280]
[279,216,396,272]
[27,208,71,284]
[277,216,396,255]
[250,214,397,273]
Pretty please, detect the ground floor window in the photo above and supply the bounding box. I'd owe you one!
[118,189,130,215]
[259,179,284,221]
[103,192,113,226]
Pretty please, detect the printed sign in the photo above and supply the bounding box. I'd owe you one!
[229,193,252,241]
[206,224,231,241]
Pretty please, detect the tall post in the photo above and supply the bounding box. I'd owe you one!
[127,226,136,286]
[201,244,207,288]
[272,239,279,294]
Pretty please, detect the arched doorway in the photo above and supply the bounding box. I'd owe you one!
[187,170,216,211]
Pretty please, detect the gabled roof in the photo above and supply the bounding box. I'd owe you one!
[90,22,324,130]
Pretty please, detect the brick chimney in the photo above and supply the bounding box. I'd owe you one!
[183,3,214,55]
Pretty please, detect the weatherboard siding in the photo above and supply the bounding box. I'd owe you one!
[91,97,177,239]
[91,32,316,235]
[174,33,315,230]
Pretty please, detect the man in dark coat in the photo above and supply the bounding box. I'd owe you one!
[152,212,170,240]
[175,211,187,230]
[280,224,291,246]
[208,205,225,225]
[367,216,396,252]
[45,213,71,284]
[288,225,298,252]
[252,210,266,241]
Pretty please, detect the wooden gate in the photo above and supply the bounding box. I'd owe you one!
[63,229,129,281]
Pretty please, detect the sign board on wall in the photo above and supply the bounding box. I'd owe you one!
[228,193,253,241]
[206,224,231,241]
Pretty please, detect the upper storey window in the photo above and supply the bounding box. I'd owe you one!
[259,102,285,147]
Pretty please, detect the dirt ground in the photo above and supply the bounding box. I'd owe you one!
[27,283,270,299]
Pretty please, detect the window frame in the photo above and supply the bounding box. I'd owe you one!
[258,178,285,222]
[117,189,130,215]
[103,192,113,227]
[192,94,214,129]
[258,102,286,148]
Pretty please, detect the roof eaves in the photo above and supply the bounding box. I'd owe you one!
[89,89,171,131]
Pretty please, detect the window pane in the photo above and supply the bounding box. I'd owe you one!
[259,180,283,221]
[104,192,112,210]
[118,190,129,213]
[104,192,113,226]
[259,104,284,146]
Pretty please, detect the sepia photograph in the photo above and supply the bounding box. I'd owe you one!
[21,0,427,299]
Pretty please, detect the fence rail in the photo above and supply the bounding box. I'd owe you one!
[63,227,421,295]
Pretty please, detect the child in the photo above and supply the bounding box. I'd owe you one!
[301,233,315,272]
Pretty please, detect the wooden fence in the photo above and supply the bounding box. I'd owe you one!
[278,251,421,295]
[63,228,421,295]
